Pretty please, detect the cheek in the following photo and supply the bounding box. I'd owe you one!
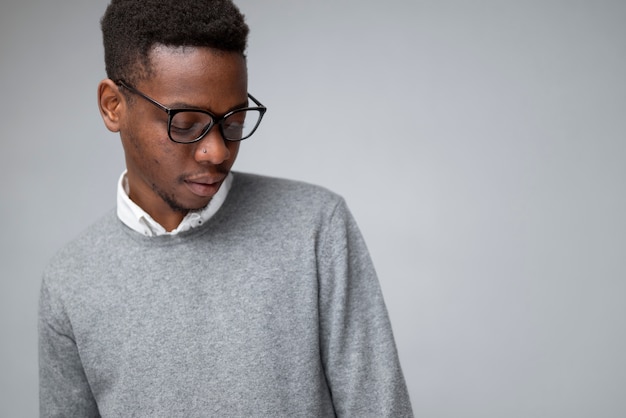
[122,107,169,148]
[125,117,172,153]
[121,124,178,173]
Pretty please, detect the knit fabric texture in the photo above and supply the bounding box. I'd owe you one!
[39,172,413,417]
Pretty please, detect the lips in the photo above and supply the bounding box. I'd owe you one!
[183,174,225,198]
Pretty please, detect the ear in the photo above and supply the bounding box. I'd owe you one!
[98,79,124,133]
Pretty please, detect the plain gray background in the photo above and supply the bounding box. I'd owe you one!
[1,0,625,416]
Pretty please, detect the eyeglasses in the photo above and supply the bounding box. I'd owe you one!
[116,80,267,144]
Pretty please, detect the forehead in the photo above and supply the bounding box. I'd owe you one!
[140,45,248,112]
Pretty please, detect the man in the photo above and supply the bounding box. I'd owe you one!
[38,0,413,416]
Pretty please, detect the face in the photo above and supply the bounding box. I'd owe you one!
[100,46,247,231]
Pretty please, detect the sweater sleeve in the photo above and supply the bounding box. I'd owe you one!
[38,276,100,418]
[317,198,413,417]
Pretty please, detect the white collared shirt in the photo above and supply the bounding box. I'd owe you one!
[116,170,233,236]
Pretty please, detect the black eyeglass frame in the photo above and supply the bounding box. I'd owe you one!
[116,80,267,144]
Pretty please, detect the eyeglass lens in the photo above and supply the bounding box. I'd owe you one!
[170,109,262,143]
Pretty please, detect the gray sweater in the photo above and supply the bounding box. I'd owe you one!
[39,172,413,417]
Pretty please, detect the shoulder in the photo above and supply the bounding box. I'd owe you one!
[231,171,344,211]
[42,210,120,289]
[216,172,352,237]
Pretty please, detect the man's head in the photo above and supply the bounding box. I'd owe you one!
[97,0,257,231]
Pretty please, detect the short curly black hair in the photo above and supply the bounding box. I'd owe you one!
[101,0,249,85]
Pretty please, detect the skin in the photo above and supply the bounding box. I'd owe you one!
[98,45,247,231]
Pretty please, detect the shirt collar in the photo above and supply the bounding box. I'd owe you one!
[116,170,233,237]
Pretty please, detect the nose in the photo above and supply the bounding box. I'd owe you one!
[194,128,231,164]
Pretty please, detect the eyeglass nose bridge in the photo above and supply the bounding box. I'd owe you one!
[197,120,219,143]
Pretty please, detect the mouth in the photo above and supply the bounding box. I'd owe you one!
[183,174,226,198]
